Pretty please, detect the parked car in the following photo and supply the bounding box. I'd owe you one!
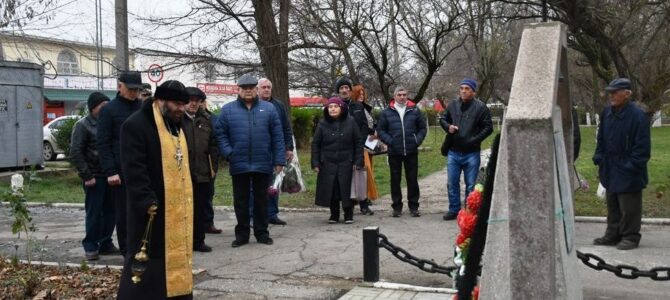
[43,115,80,161]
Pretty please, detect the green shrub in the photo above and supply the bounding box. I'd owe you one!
[53,117,79,157]
[291,108,322,149]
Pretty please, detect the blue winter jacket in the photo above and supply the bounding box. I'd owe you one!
[593,102,651,193]
[215,96,286,175]
[377,100,427,156]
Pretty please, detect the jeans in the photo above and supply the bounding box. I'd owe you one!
[82,176,115,252]
[249,188,280,220]
[232,173,271,241]
[388,154,420,212]
[447,151,481,213]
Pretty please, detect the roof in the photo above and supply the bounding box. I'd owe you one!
[44,88,117,102]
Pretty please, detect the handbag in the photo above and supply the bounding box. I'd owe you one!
[350,168,368,201]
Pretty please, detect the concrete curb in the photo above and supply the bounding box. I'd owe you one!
[361,281,457,294]
[5,259,206,275]
[3,202,670,225]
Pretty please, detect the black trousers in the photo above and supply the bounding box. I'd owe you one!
[206,181,215,226]
[388,154,420,212]
[192,181,212,246]
[605,191,642,244]
[232,172,270,241]
[114,184,127,257]
[329,177,353,220]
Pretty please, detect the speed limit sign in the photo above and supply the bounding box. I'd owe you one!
[147,64,164,83]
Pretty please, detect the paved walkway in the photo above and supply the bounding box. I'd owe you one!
[2,168,670,299]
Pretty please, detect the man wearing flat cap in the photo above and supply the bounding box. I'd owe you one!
[439,78,492,221]
[215,74,285,248]
[593,78,651,251]
[183,86,219,252]
[117,80,195,299]
[97,70,143,257]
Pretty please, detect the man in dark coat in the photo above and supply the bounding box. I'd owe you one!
[248,78,294,225]
[214,74,286,248]
[70,92,113,261]
[592,78,651,250]
[439,79,493,221]
[97,71,143,256]
[199,98,223,234]
[184,87,219,252]
[117,80,194,299]
[335,76,375,215]
[311,97,364,223]
[377,86,427,217]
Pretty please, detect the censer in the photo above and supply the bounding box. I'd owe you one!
[131,204,158,284]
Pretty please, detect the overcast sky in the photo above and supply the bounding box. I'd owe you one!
[16,0,191,49]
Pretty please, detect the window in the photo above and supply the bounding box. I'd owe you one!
[57,50,80,75]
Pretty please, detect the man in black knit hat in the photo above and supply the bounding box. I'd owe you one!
[70,92,113,261]
[335,77,375,215]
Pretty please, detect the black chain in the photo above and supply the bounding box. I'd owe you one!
[576,251,670,281]
[377,233,458,277]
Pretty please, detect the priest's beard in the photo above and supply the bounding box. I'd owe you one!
[161,102,184,135]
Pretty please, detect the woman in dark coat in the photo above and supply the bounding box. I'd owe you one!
[311,97,364,224]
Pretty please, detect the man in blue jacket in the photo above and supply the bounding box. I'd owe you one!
[377,86,427,217]
[215,74,286,248]
[97,71,143,257]
[593,78,651,250]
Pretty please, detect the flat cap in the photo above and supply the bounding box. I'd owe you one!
[604,78,632,92]
[237,74,258,87]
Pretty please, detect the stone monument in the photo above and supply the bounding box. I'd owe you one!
[480,22,582,299]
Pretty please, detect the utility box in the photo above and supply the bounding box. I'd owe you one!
[0,61,44,169]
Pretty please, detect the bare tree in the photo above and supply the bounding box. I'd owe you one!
[489,0,670,112]
[1,0,57,29]
[394,0,466,102]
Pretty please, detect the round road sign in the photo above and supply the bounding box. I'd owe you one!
[148,64,164,83]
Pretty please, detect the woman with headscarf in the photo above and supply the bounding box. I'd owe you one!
[311,97,364,224]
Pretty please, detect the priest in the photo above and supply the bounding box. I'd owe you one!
[117,80,194,299]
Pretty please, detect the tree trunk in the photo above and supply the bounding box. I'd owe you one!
[252,0,291,110]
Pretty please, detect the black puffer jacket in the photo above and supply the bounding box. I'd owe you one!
[377,100,427,156]
[439,98,493,153]
[311,110,363,207]
[69,115,103,180]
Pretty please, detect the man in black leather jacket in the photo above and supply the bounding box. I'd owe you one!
[439,79,493,220]
[70,92,115,260]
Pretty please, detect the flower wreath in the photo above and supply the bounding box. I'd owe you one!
[452,183,483,300]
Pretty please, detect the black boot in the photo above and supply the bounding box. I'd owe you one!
[359,199,374,215]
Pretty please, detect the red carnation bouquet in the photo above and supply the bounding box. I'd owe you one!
[452,184,483,300]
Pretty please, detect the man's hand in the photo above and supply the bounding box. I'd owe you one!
[313,167,319,173]
[84,178,96,187]
[148,204,158,215]
[286,150,294,163]
[448,125,459,134]
[275,166,284,174]
[108,174,121,186]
